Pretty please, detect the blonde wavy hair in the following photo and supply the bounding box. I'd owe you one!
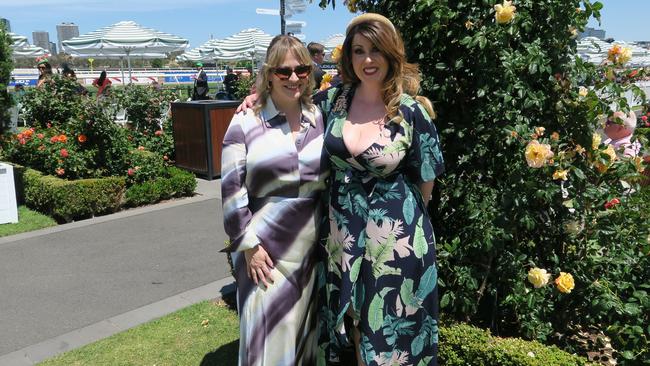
[340,18,435,121]
[254,35,315,114]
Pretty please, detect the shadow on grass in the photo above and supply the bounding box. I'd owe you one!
[199,339,239,366]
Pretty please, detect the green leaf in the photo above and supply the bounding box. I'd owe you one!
[411,332,426,357]
[400,279,419,308]
[415,265,437,300]
[350,257,362,282]
[413,216,428,259]
[368,293,385,332]
[403,190,415,225]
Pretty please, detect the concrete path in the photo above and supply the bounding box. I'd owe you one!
[0,179,234,365]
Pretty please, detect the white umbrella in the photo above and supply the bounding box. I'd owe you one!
[8,32,48,58]
[201,28,274,62]
[320,33,345,55]
[62,20,188,82]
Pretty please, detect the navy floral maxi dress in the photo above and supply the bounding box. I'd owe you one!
[315,85,445,366]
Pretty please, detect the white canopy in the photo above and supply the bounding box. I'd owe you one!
[320,33,345,55]
[62,20,188,81]
[198,28,274,62]
[8,32,48,58]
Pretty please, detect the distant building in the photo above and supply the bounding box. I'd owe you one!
[56,22,79,51]
[579,27,606,40]
[49,42,57,55]
[33,31,50,52]
[0,18,10,32]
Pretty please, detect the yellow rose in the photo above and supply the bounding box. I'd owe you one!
[331,45,343,63]
[534,126,546,136]
[633,156,645,173]
[555,272,575,293]
[525,140,554,168]
[603,145,616,163]
[553,169,568,181]
[592,133,601,150]
[578,86,588,97]
[528,267,551,288]
[322,73,333,83]
[619,47,632,64]
[494,0,516,24]
[465,20,475,30]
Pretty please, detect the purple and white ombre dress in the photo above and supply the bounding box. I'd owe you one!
[221,96,328,366]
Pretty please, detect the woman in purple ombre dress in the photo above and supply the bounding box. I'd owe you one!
[221,35,328,366]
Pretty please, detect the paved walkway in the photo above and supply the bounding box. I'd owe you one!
[0,179,234,365]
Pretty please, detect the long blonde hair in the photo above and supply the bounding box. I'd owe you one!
[254,35,315,114]
[340,18,435,120]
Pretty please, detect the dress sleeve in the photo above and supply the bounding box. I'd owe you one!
[406,101,445,183]
[220,112,260,252]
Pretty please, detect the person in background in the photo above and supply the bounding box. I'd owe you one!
[92,70,112,101]
[36,59,53,88]
[307,42,327,87]
[221,34,327,365]
[62,64,88,96]
[223,66,239,100]
[192,62,209,100]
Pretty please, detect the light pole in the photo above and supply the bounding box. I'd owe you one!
[280,0,286,35]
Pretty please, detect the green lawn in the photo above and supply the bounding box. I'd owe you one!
[0,206,57,238]
[38,300,239,366]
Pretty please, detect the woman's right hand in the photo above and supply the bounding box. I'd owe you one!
[244,244,275,288]
[236,93,259,113]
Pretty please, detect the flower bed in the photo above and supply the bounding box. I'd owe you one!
[1,75,197,222]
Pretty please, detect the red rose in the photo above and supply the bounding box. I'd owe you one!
[37,133,44,139]
[127,168,135,176]
[604,198,621,209]
[629,69,639,78]
[78,134,87,143]
[642,116,648,122]
[19,138,26,145]
[55,168,65,176]
[60,148,69,158]
[155,130,163,136]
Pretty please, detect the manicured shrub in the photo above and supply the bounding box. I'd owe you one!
[21,168,125,222]
[124,166,196,207]
[439,324,594,366]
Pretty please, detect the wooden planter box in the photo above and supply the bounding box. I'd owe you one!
[171,100,239,180]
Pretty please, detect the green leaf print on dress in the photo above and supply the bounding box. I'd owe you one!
[413,216,428,259]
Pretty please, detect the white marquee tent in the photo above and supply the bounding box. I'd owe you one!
[62,21,188,81]
[320,33,345,55]
[9,32,48,58]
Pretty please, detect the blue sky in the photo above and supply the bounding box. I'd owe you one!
[0,0,645,49]
[0,0,356,49]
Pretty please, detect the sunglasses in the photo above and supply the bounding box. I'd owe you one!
[272,65,312,80]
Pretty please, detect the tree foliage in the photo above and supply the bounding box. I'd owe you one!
[0,27,14,132]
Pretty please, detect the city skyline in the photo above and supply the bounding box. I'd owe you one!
[1,0,646,53]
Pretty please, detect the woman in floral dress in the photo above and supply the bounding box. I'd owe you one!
[314,14,445,366]
[221,35,328,365]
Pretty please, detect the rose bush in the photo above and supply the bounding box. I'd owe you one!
[321,0,649,363]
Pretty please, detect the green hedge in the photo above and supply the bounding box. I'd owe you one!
[440,324,594,366]
[21,168,125,223]
[124,166,196,207]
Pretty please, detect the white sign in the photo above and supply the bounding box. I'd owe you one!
[256,8,280,15]
[0,163,18,224]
